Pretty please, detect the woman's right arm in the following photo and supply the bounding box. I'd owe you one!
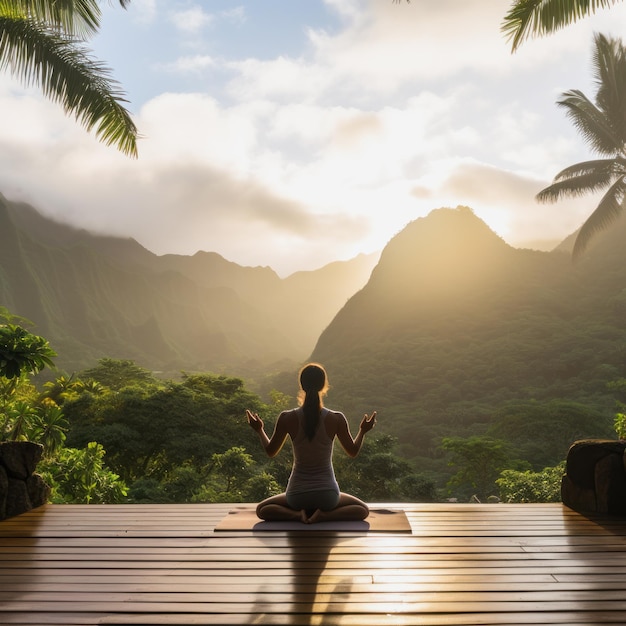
[246,409,291,457]
[335,411,377,457]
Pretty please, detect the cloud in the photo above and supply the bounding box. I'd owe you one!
[0,80,369,275]
[224,0,626,108]
[7,0,626,277]
[225,2,517,105]
[435,160,598,246]
[158,55,216,74]
[169,6,213,35]
[129,0,157,25]
[221,6,246,24]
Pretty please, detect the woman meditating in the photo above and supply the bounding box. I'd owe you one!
[246,362,377,523]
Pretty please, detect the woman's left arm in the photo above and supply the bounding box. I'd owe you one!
[335,411,377,457]
[246,409,291,457]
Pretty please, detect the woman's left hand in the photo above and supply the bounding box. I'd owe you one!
[359,411,377,433]
[246,409,264,432]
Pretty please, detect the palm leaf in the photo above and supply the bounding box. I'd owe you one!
[0,0,101,38]
[0,14,138,157]
[502,0,621,52]
[536,158,618,202]
[592,33,626,141]
[572,177,626,256]
[553,158,624,181]
[557,89,623,155]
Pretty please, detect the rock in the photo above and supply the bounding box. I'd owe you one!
[595,453,626,515]
[562,439,626,515]
[27,474,51,509]
[0,465,7,519]
[0,441,50,520]
[0,441,44,479]
[561,474,597,512]
[5,477,31,518]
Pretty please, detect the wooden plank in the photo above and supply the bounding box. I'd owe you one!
[6,599,626,614]
[0,576,626,597]
[9,550,626,563]
[7,589,626,603]
[0,535,619,545]
[2,613,626,626]
[1,542,625,556]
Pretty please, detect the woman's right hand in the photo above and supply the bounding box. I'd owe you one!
[246,409,264,432]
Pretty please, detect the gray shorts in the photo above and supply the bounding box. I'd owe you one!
[286,489,340,512]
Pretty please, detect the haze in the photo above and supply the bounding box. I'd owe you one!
[1,0,624,276]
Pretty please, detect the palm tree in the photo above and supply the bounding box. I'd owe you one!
[74,378,106,396]
[536,32,626,257]
[502,0,623,52]
[0,0,138,157]
[4,400,37,441]
[28,404,68,456]
[40,373,80,405]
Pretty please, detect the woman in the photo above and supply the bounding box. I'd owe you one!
[246,362,377,523]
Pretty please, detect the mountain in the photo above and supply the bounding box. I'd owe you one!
[0,195,377,375]
[310,206,626,453]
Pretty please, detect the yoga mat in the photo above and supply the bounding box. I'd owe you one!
[214,505,412,533]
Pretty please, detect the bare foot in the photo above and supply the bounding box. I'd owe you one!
[306,509,323,524]
[299,509,309,523]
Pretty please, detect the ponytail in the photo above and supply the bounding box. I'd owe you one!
[302,388,321,440]
[298,363,329,441]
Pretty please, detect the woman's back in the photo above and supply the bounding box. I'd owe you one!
[287,408,339,495]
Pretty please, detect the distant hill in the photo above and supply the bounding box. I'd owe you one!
[0,194,377,375]
[310,206,626,455]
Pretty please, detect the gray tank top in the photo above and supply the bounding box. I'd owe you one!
[286,408,340,495]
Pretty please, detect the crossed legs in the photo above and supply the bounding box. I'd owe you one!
[256,492,369,523]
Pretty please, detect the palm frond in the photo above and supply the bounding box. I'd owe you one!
[553,158,623,181]
[558,89,624,155]
[536,158,618,202]
[572,177,626,257]
[592,33,626,141]
[0,15,138,157]
[502,0,621,52]
[0,0,101,38]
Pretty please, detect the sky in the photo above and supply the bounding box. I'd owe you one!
[2,1,626,277]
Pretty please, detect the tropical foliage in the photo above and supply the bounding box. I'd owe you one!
[441,436,521,502]
[0,317,127,502]
[0,0,138,156]
[60,360,435,503]
[0,323,56,382]
[536,33,626,257]
[1,305,617,506]
[0,320,57,441]
[40,441,127,504]
[502,0,623,51]
[497,462,566,503]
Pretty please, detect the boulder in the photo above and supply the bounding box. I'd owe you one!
[0,441,49,520]
[27,473,51,509]
[0,441,43,479]
[562,439,626,514]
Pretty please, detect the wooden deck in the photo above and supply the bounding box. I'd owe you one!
[1,503,626,625]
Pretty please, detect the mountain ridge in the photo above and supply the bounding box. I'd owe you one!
[310,205,626,446]
[0,194,377,375]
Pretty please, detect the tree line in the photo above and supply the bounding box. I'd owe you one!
[0,309,440,504]
[3,307,623,505]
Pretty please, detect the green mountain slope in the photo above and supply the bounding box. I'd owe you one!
[0,195,377,374]
[311,206,625,461]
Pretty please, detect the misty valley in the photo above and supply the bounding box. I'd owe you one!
[1,195,625,503]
